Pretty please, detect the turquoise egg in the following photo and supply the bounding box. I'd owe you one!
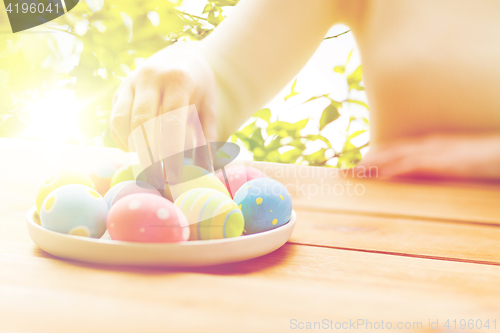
[40,184,108,238]
[104,181,131,207]
[233,178,292,235]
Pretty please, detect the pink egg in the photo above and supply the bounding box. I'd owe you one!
[107,193,190,243]
[216,166,269,198]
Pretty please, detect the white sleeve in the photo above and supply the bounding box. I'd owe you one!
[200,0,340,139]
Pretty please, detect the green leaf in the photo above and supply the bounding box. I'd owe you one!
[236,121,256,137]
[334,65,345,74]
[284,78,299,101]
[263,150,280,163]
[249,127,264,148]
[207,6,224,26]
[264,136,282,151]
[330,99,343,109]
[212,0,240,6]
[345,49,353,66]
[202,3,214,14]
[305,95,327,103]
[280,147,301,164]
[304,148,328,166]
[319,104,340,130]
[347,65,363,91]
[253,146,266,160]
[288,138,306,150]
[336,152,362,168]
[294,118,309,131]
[346,99,369,109]
[337,138,363,168]
[253,108,271,123]
[233,131,250,142]
[347,130,366,140]
[306,134,332,148]
[349,83,365,91]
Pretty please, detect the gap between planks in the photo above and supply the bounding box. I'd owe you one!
[287,241,500,267]
[293,204,500,229]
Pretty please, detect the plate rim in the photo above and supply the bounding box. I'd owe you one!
[26,205,297,249]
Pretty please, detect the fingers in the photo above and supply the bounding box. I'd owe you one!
[375,154,441,179]
[355,137,435,178]
[353,134,500,181]
[126,78,166,190]
[193,98,218,172]
[110,63,217,188]
[157,77,194,183]
[356,137,452,180]
[110,84,134,151]
[130,79,162,135]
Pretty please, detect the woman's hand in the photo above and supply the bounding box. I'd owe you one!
[110,42,219,179]
[356,133,500,181]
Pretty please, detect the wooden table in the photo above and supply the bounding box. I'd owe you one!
[1,138,500,333]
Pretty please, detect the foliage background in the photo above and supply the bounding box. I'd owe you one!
[0,0,369,168]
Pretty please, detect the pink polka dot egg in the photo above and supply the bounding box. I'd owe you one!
[216,166,269,198]
[40,184,108,238]
[107,193,190,243]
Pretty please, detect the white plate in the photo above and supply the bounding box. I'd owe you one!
[26,206,296,267]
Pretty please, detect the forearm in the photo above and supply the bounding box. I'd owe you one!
[200,0,340,140]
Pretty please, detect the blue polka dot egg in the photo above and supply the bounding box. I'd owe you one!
[40,184,108,238]
[233,178,292,235]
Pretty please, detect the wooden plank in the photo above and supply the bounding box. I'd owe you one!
[290,209,500,265]
[249,161,500,225]
[0,243,499,333]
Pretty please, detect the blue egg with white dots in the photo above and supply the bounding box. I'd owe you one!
[233,178,292,235]
[40,184,108,238]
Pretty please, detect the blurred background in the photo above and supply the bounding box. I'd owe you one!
[0,0,369,168]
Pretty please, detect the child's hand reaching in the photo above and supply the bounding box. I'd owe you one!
[109,0,338,181]
[357,133,500,181]
[109,43,219,179]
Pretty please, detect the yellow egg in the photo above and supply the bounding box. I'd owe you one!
[166,166,230,200]
[36,170,94,214]
[174,188,244,240]
[110,165,147,188]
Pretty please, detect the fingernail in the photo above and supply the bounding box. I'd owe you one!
[165,169,180,183]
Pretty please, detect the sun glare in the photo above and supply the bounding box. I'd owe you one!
[24,89,82,143]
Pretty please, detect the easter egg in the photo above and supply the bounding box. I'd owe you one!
[216,166,269,198]
[107,193,190,243]
[174,188,244,241]
[36,170,94,214]
[33,211,41,226]
[110,164,146,188]
[88,163,120,195]
[233,178,292,235]
[40,184,108,238]
[104,180,161,207]
[165,165,230,200]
